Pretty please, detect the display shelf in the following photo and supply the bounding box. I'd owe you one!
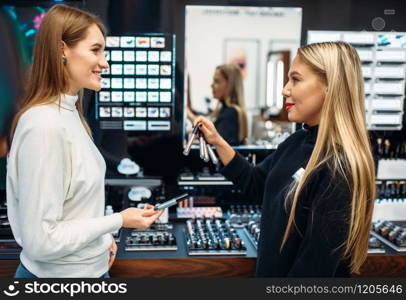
[307,31,406,130]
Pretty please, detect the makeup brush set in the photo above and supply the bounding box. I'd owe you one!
[183,126,219,164]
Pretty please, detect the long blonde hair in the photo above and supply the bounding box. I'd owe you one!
[281,42,376,274]
[10,4,106,142]
[211,64,248,143]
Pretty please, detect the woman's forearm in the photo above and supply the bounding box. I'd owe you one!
[215,137,236,166]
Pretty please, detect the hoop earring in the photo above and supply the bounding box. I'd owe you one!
[62,56,67,65]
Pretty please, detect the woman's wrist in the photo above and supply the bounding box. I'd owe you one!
[117,212,124,227]
[119,211,127,228]
[214,137,235,166]
[216,136,228,149]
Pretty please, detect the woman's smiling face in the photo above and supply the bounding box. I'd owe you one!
[282,55,327,126]
[63,23,109,94]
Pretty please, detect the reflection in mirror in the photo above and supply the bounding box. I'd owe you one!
[184,6,303,148]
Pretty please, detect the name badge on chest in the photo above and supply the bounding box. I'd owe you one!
[292,167,305,182]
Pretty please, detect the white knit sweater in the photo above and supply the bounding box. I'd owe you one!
[6,94,122,277]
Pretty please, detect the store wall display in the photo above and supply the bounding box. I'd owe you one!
[96,34,175,133]
[307,31,406,130]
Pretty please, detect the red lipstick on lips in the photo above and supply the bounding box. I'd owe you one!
[285,102,294,112]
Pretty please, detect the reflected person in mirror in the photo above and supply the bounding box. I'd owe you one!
[188,64,248,146]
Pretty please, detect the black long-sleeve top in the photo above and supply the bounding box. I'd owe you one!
[214,105,240,146]
[221,125,352,277]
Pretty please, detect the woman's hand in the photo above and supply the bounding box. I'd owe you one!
[108,234,117,270]
[193,116,236,166]
[193,116,224,146]
[119,204,163,229]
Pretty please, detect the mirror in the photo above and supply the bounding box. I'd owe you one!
[184,5,302,149]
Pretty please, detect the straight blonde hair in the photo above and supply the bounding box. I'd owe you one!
[10,4,106,142]
[211,64,248,144]
[281,42,376,275]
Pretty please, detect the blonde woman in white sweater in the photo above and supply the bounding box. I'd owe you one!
[7,4,162,278]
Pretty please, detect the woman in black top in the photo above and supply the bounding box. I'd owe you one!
[212,64,248,145]
[213,105,239,146]
[194,42,376,277]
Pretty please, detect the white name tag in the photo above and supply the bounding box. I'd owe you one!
[292,168,305,182]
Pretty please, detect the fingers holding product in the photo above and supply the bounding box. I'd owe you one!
[154,193,189,211]
[120,207,162,229]
[184,116,230,165]
[195,117,222,146]
[143,204,155,210]
[142,208,160,217]
[143,210,164,227]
